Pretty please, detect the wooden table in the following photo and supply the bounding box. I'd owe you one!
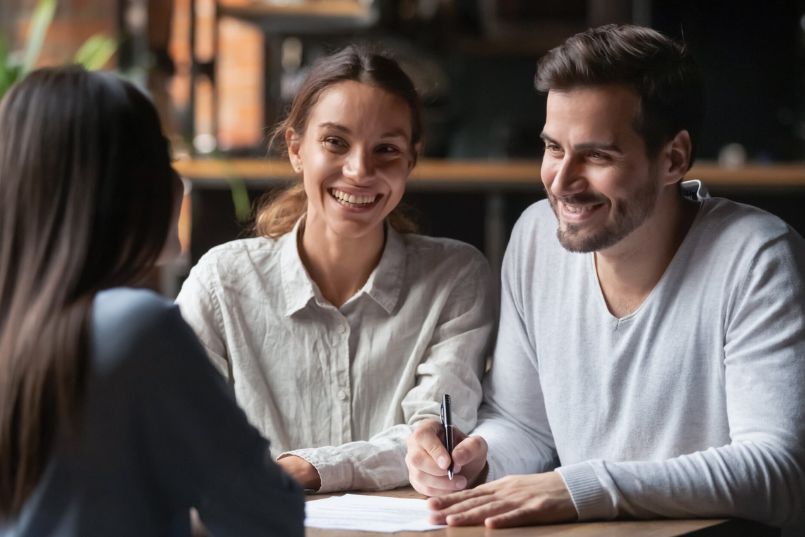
[304,488,778,537]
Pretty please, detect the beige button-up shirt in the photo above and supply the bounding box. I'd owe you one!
[175,220,496,492]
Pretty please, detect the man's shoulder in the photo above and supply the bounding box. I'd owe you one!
[507,199,562,255]
[699,197,796,247]
[511,199,557,239]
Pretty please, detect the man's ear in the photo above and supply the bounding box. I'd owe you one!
[286,129,302,173]
[663,129,692,186]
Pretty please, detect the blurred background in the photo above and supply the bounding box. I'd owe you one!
[2,0,804,294]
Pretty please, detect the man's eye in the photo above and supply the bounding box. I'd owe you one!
[544,144,562,154]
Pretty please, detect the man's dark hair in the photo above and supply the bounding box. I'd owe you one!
[535,24,704,169]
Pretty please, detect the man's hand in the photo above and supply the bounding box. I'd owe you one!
[405,419,489,496]
[276,455,321,490]
[427,471,577,528]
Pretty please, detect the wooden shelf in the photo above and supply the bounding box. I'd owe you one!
[218,0,374,31]
[174,158,805,190]
[220,0,370,18]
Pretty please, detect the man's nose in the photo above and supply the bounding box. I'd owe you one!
[549,156,586,198]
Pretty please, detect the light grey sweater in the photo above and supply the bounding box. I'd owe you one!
[475,189,805,531]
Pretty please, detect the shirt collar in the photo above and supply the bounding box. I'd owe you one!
[280,217,319,317]
[361,223,406,315]
[279,218,407,317]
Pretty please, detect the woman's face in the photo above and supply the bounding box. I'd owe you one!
[287,80,416,241]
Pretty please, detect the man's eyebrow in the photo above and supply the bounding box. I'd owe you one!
[539,132,622,153]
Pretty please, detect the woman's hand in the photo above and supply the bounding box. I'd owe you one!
[277,455,321,490]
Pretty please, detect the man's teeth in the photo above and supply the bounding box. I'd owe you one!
[564,203,599,214]
[330,189,376,205]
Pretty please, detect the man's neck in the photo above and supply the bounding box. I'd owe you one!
[299,218,385,309]
[595,193,699,318]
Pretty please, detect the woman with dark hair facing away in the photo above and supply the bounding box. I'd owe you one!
[0,67,303,536]
[176,45,496,493]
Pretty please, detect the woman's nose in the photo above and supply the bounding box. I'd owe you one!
[343,148,374,181]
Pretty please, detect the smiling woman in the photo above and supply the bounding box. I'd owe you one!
[175,45,497,495]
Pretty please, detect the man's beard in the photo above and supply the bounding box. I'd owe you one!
[548,179,659,253]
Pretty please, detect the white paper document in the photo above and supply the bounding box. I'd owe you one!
[305,494,447,532]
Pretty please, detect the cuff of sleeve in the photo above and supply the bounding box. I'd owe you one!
[281,449,352,494]
[557,461,614,521]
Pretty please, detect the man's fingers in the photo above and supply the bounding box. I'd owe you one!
[410,420,451,469]
[444,499,513,526]
[427,485,487,510]
[432,494,491,518]
[485,507,535,528]
[405,445,444,476]
[451,434,487,466]
[409,467,466,497]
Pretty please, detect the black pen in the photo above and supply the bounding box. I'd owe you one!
[440,393,454,480]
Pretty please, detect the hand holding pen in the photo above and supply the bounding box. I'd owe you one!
[440,394,454,480]
[405,395,490,496]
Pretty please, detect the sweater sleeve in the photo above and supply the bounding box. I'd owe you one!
[132,301,305,537]
[473,216,560,481]
[557,230,805,528]
[283,250,497,493]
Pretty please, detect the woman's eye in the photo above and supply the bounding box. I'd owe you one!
[376,144,401,156]
[322,137,347,151]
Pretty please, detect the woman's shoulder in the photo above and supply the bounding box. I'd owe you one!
[93,287,174,328]
[195,236,280,269]
[91,288,198,374]
[402,233,487,263]
[398,233,491,280]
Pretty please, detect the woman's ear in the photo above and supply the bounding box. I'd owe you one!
[286,129,302,173]
[409,142,424,170]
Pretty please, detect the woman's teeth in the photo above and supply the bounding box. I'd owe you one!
[330,189,377,206]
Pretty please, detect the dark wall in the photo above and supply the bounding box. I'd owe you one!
[652,1,805,162]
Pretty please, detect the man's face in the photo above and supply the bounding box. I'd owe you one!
[540,85,662,253]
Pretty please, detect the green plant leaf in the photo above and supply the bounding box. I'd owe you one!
[229,177,251,223]
[0,35,10,91]
[0,35,22,100]
[73,35,117,70]
[21,0,57,74]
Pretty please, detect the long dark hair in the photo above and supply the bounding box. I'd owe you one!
[0,66,175,516]
[255,44,423,237]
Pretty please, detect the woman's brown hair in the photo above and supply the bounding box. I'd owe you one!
[254,44,423,238]
[0,66,175,516]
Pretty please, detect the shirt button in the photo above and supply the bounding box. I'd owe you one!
[337,389,348,401]
[338,324,348,335]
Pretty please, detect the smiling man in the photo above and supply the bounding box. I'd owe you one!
[405,25,805,534]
